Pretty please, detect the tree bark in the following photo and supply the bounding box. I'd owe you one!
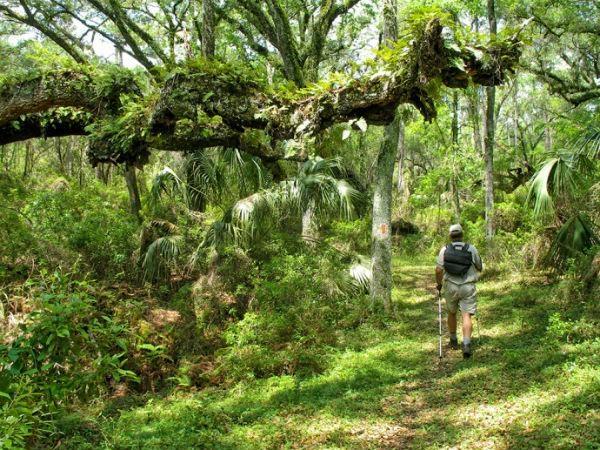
[124,164,142,223]
[370,0,399,312]
[201,0,216,59]
[23,141,33,179]
[301,200,319,245]
[451,91,461,221]
[484,0,497,244]
[396,119,405,195]
[469,88,484,154]
[543,108,553,152]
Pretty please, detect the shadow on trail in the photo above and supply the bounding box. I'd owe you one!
[92,262,578,449]
[381,263,579,448]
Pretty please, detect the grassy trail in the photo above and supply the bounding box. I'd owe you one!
[65,258,599,449]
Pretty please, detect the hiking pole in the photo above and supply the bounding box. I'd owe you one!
[437,288,443,359]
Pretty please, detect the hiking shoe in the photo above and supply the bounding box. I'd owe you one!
[449,337,459,350]
[462,343,472,359]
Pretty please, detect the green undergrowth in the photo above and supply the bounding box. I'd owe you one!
[57,256,599,449]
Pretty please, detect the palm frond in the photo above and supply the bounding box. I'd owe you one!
[349,257,372,291]
[527,157,579,219]
[202,215,244,249]
[148,219,179,235]
[574,125,600,160]
[335,179,361,219]
[547,214,599,267]
[186,148,270,206]
[151,166,184,201]
[142,235,182,281]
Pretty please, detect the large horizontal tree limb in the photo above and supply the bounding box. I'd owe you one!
[0,19,521,166]
[0,111,90,145]
[0,68,141,126]
[148,20,520,155]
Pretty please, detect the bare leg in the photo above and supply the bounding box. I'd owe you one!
[462,311,472,340]
[448,312,457,335]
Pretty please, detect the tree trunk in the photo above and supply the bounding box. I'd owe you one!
[201,0,215,59]
[396,119,405,194]
[469,88,484,155]
[543,108,553,152]
[301,201,319,245]
[451,91,461,222]
[513,79,519,150]
[484,0,497,244]
[124,164,142,223]
[23,141,33,179]
[370,0,398,312]
[96,164,111,184]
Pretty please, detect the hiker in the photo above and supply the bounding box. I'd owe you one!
[435,224,483,358]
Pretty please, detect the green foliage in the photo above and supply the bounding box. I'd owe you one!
[0,381,51,449]
[23,182,138,278]
[0,176,35,269]
[0,273,137,399]
[204,157,363,249]
[217,249,368,381]
[0,271,138,445]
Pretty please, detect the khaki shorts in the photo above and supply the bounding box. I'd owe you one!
[444,282,477,315]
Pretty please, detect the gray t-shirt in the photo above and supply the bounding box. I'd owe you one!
[436,241,483,285]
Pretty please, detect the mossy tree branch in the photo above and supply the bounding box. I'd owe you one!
[0,19,521,166]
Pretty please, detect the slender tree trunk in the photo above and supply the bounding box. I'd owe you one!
[451,91,461,222]
[201,0,215,59]
[65,138,74,177]
[370,0,398,312]
[96,164,111,184]
[124,164,142,223]
[301,200,318,245]
[23,141,33,179]
[78,145,84,187]
[484,0,497,243]
[396,119,405,195]
[543,108,553,152]
[116,47,123,66]
[469,88,484,155]
[513,79,519,150]
[470,18,484,156]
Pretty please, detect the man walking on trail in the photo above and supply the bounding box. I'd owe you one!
[435,224,483,358]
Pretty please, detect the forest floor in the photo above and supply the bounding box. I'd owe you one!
[61,257,600,449]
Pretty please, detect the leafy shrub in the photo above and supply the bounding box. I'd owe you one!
[216,250,367,381]
[0,274,138,398]
[0,381,51,449]
[0,272,138,444]
[23,182,138,278]
[325,218,371,254]
[546,313,599,345]
[0,176,35,271]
